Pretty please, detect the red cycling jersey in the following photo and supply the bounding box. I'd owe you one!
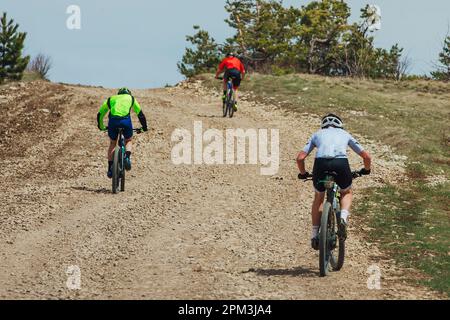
[218,57,246,74]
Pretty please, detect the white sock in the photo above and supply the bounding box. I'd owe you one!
[340,210,350,223]
[311,226,319,239]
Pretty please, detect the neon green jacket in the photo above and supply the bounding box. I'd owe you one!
[97,94,145,131]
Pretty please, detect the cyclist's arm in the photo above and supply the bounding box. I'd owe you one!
[132,99,148,131]
[359,150,372,171]
[97,100,109,131]
[349,134,371,170]
[296,151,309,174]
[215,60,225,78]
[297,135,316,174]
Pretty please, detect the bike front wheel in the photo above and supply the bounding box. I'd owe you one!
[112,147,120,194]
[120,148,125,192]
[331,210,345,271]
[330,238,345,271]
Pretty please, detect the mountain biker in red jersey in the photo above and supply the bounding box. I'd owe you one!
[215,53,246,112]
[297,114,372,250]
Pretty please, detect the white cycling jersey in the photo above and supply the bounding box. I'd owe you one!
[303,127,364,159]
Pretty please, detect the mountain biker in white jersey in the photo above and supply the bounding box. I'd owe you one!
[296,114,372,250]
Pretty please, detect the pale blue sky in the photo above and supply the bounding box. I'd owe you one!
[2,0,449,88]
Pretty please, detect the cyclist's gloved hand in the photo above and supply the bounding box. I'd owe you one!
[298,172,310,180]
[359,168,371,176]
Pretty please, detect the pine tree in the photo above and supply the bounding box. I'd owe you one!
[0,12,30,83]
[177,0,408,79]
[431,36,450,81]
[177,26,221,78]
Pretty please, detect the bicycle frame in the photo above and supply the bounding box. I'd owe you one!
[323,176,341,213]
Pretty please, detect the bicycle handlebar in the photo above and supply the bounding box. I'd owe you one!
[134,128,145,134]
[299,171,364,182]
[100,127,146,134]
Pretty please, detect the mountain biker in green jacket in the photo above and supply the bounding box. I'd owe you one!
[97,88,148,178]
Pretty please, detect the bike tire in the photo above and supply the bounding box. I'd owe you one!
[331,239,345,271]
[120,149,125,192]
[330,205,345,271]
[319,202,332,277]
[228,89,234,118]
[228,101,234,118]
[112,147,120,194]
[222,101,227,117]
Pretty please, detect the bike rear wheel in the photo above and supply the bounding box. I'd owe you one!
[112,147,120,194]
[319,202,333,277]
[330,209,345,271]
[120,149,125,192]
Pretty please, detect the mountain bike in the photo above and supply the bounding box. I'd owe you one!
[302,171,362,277]
[218,76,235,118]
[111,127,143,194]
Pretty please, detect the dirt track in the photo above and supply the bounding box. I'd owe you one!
[0,79,444,299]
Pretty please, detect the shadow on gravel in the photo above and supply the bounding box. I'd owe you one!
[196,114,223,118]
[71,186,110,194]
[245,267,319,278]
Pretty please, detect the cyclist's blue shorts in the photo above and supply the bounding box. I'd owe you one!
[108,116,133,140]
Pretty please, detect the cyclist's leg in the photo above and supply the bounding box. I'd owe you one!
[311,191,325,249]
[108,139,116,161]
[108,118,120,160]
[230,69,242,101]
[125,139,132,153]
[340,188,352,220]
[311,158,326,245]
[122,117,134,170]
[223,69,230,99]
[228,70,241,111]
[333,158,353,223]
[312,191,325,227]
[107,119,120,177]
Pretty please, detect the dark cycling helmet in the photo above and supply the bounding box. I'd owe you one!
[118,87,132,95]
[226,52,236,57]
[321,113,344,129]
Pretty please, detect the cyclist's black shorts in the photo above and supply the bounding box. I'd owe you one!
[312,158,352,193]
[224,68,242,88]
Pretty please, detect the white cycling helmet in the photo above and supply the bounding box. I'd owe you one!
[321,113,344,129]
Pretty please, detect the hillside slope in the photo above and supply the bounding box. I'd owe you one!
[0,79,444,299]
